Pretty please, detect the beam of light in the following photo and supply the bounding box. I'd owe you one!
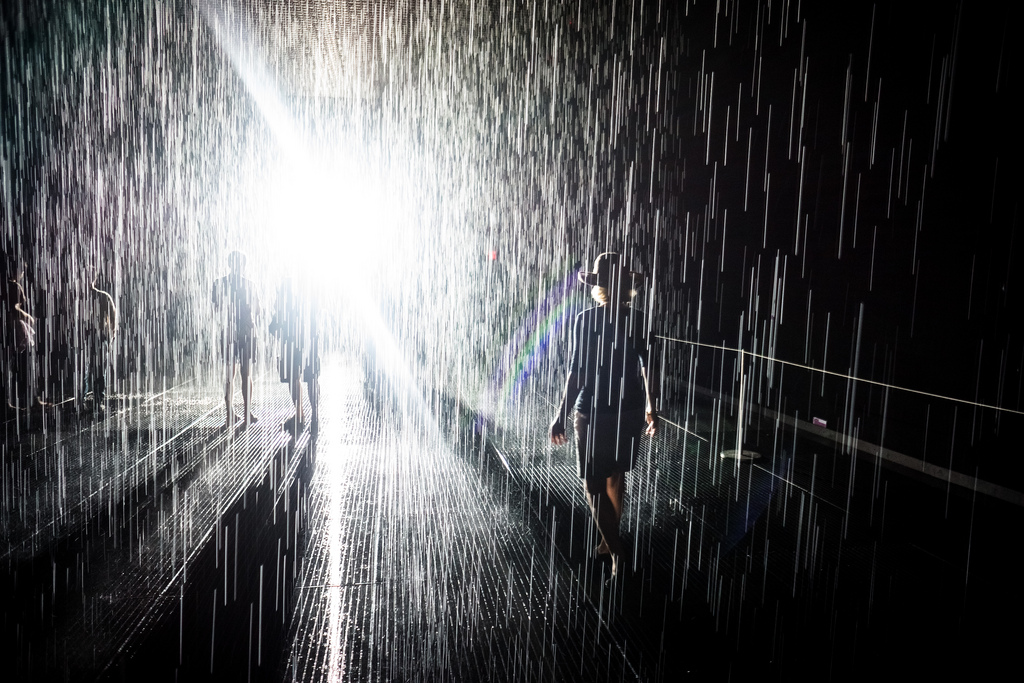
[196,4,451,679]
[195,1,302,155]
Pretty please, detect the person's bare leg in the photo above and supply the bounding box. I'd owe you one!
[607,471,624,522]
[307,377,319,433]
[291,376,303,424]
[583,479,608,554]
[584,477,622,575]
[594,472,624,555]
[224,361,236,429]
[608,472,627,574]
[240,360,252,428]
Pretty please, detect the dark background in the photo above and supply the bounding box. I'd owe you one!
[2,0,1021,482]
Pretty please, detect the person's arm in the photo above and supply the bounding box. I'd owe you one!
[12,283,34,324]
[550,369,583,445]
[268,285,281,336]
[13,303,34,324]
[641,334,660,436]
[550,314,584,445]
[104,292,118,338]
[253,283,262,324]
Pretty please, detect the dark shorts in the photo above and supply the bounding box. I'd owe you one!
[222,334,255,365]
[278,341,320,384]
[2,348,31,409]
[574,409,647,480]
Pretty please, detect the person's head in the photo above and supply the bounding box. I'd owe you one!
[579,252,641,305]
[590,284,636,305]
[227,250,246,275]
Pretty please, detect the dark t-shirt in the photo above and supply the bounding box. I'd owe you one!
[570,304,652,416]
[212,274,260,344]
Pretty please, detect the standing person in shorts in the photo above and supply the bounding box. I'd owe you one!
[269,275,320,437]
[212,251,261,430]
[2,258,37,420]
[85,271,118,415]
[549,252,659,580]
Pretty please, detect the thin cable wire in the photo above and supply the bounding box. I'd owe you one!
[658,416,710,442]
[657,335,1024,417]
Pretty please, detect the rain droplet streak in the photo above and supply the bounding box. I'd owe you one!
[2,0,1023,680]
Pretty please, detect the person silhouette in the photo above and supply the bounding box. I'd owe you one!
[212,251,261,430]
[85,272,117,415]
[2,258,36,420]
[269,275,320,437]
[549,252,659,580]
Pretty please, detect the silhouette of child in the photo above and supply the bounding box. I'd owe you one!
[269,276,320,436]
[212,251,261,429]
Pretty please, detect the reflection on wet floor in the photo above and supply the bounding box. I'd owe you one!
[2,354,1021,681]
[281,356,1022,681]
[285,361,635,681]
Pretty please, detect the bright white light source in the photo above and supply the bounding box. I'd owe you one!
[269,152,393,288]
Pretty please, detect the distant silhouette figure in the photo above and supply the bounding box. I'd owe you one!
[212,251,261,430]
[550,252,659,580]
[269,276,320,436]
[85,273,117,415]
[2,258,37,419]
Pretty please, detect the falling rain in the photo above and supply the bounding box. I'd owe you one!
[1,0,1021,681]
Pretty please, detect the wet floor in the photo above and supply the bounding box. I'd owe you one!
[4,353,1018,682]
[3,0,1022,679]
